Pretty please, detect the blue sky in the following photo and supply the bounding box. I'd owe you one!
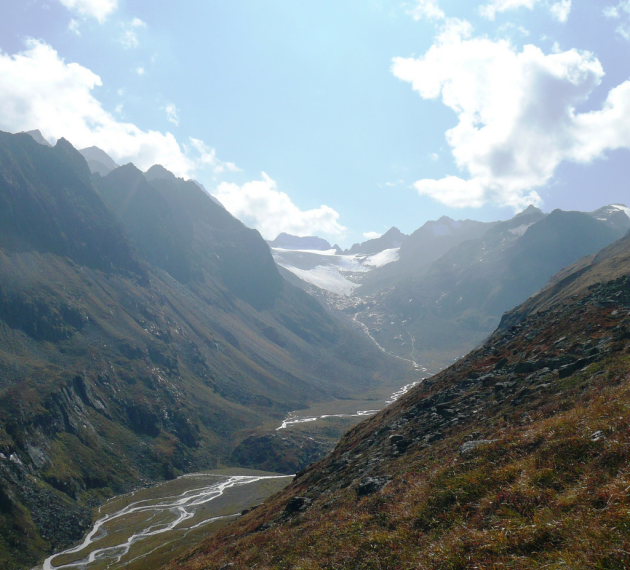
[0,0,629,246]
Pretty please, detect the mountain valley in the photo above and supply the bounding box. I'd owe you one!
[0,131,410,569]
[0,130,628,569]
[272,205,629,371]
[169,218,630,570]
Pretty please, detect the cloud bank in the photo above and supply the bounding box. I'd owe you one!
[0,40,233,178]
[216,174,346,240]
[392,25,630,209]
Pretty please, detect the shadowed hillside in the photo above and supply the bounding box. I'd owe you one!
[0,131,407,569]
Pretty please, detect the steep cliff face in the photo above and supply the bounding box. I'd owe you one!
[172,234,630,570]
[0,131,406,569]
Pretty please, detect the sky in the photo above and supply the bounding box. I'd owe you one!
[0,0,629,247]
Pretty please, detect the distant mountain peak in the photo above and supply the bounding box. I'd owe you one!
[22,129,51,146]
[589,204,630,233]
[145,164,178,182]
[270,233,332,251]
[515,204,544,217]
[346,226,407,255]
[79,146,118,176]
[382,226,405,238]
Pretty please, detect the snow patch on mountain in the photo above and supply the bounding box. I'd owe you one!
[612,204,630,218]
[272,247,400,296]
[363,248,400,268]
[283,265,359,296]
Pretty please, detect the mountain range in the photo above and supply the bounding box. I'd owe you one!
[170,213,630,570]
[272,204,629,371]
[0,131,408,569]
[2,129,630,569]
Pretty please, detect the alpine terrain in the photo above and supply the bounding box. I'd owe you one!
[169,214,630,570]
[0,131,408,569]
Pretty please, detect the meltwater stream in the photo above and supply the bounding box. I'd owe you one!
[41,470,292,570]
[275,380,422,430]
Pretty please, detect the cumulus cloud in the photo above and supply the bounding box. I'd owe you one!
[549,0,572,23]
[58,0,117,23]
[409,0,445,21]
[189,138,240,174]
[164,103,180,126]
[68,18,81,35]
[215,174,346,240]
[480,0,571,22]
[392,29,630,209]
[604,1,630,40]
[363,231,382,240]
[0,40,235,178]
[120,18,146,49]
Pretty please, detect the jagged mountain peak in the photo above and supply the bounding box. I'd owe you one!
[590,204,630,234]
[79,146,118,176]
[514,204,544,217]
[145,163,178,182]
[345,226,407,255]
[22,129,51,146]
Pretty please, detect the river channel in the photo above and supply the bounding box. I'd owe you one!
[39,469,292,570]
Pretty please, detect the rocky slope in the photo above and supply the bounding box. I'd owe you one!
[0,131,407,569]
[169,232,630,569]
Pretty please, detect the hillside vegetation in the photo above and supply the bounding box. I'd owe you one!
[170,234,630,569]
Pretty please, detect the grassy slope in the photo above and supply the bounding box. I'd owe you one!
[169,236,630,570]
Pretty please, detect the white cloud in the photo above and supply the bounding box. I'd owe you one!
[603,0,630,18]
[58,0,117,23]
[550,0,572,23]
[392,31,630,210]
[120,18,146,49]
[363,231,382,240]
[68,18,81,35]
[409,0,445,21]
[215,174,346,240]
[604,1,630,39]
[480,0,571,22]
[135,66,145,75]
[189,138,240,174]
[164,103,179,126]
[480,0,538,20]
[0,40,236,179]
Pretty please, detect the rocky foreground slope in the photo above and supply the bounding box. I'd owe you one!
[170,233,630,569]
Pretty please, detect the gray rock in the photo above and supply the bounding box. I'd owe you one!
[459,440,495,455]
[284,496,312,514]
[356,476,390,497]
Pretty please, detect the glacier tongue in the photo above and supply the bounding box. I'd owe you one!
[272,247,400,296]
